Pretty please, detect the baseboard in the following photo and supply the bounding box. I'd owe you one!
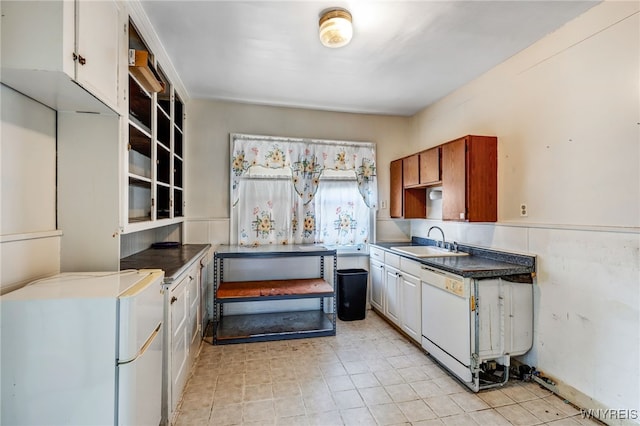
[511,359,638,426]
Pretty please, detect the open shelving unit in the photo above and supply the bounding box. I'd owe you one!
[126,20,184,231]
[212,245,337,344]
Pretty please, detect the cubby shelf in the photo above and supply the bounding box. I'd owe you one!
[126,21,184,230]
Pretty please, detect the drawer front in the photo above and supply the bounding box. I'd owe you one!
[385,252,401,269]
[400,257,422,277]
[370,246,385,262]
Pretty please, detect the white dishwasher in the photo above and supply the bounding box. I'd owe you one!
[421,265,533,392]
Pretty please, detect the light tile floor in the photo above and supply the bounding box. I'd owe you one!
[175,311,602,426]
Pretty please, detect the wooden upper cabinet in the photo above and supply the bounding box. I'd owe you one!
[390,159,404,218]
[441,135,497,222]
[419,147,441,185]
[402,148,440,188]
[402,155,420,187]
[391,158,426,219]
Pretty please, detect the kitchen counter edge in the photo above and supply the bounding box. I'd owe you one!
[120,244,212,283]
[371,238,535,279]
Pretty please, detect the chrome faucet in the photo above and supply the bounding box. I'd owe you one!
[427,226,446,249]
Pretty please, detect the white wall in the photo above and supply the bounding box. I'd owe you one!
[184,101,412,244]
[408,2,639,422]
[0,86,60,293]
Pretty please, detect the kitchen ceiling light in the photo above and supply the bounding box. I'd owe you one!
[319,8,352,48]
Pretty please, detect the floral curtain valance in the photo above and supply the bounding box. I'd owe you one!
[231,134,378,208]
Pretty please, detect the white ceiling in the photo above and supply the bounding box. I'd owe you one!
[140,0,600,116]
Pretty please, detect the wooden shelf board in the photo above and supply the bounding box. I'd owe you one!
[128,50,164,94]
[215,310,335,344]
[217,278,334,302]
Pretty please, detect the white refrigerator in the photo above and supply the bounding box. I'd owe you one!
[1,270,165,426]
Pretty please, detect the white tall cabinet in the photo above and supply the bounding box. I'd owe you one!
[57,112,122,271]
[3,1,189,271]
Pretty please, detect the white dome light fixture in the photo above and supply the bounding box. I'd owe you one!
[319,8,353,48]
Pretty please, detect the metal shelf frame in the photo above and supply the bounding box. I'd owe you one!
[212,245,337,345]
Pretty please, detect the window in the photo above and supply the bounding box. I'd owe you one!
[230,134,377,246]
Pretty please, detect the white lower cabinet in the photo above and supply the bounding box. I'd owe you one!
[369,258,385,312]
[384,265,402,326]
[187,269,201,367]
[369,246,422,344]
[169,275,189,414]
[164,263,201,425]
[399,258,422,342]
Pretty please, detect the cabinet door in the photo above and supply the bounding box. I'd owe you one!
[466,136,497,222]
[384,266,401,326]
[441,137,467,221]
[419,147,440,185]
[369,258,385,312]
[173,95,185,218]
[390,159,403,218]
[169,277,189,414]
[187,267,201,361]
[442,136,497,222]
[402,155,420,187]
[75,0,121,109]
[400,272,421,342]
[0,1,114,113]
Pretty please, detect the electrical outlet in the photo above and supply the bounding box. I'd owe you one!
[520,203,528,217]
[381,200,388,209]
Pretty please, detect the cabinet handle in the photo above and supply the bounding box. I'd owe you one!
[73,53,87,65]
[170,296,178,304]
[188,275,193,281]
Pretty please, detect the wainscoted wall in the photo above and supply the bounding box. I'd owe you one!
[405,2,639,422]
[1,86,60,294]
[410,220,639,420]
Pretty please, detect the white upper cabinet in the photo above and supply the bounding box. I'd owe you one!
[75,0,121,110]
[0,0,122,113]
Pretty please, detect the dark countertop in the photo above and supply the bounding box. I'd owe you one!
[120,244,211,282]
[215,244,336,258]
[372,238,535,279]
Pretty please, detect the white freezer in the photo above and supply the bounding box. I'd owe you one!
[0,270,164,426]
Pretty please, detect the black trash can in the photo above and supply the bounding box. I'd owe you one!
[337,269,368,321]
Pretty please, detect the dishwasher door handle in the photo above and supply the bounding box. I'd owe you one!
[421,265,445,275]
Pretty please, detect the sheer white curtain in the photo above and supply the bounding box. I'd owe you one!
[314,179,370,246]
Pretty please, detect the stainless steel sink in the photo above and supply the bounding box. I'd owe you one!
[390,245,469,258]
